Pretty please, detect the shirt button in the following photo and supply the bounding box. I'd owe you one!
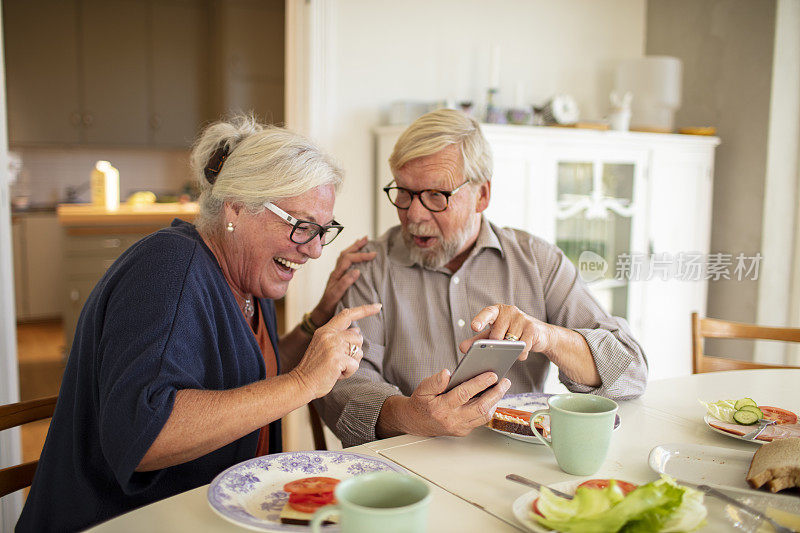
[457,319,465,327]
[453,276,460,284]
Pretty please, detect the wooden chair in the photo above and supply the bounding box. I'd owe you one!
[691,312,800,373]
[308,403,327,450]
[0,395,58,498]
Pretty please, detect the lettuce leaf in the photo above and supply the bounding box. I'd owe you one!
[531,475,706,533]
[698,399,737,423]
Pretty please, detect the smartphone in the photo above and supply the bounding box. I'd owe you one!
[444,339,526,393]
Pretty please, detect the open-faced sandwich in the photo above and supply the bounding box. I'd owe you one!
[747,437,800,493]
[488,407,547,437]
[279,476,340,525]
[530,476,707,532]
[700,398,800,441]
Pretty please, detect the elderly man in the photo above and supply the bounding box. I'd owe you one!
[315,109,647,447]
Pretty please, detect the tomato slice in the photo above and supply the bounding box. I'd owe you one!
[283,477,340,495]
[759,406,798,425]
[289,492,335,506]
[578,479,638,495]
[289,499,326,514]
[531,497,543,517]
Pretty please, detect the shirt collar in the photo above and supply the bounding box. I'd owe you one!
[387,216,504,270]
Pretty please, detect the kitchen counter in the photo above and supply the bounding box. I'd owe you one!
[57,202,199,227]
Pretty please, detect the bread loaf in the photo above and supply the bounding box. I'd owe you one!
[746,437,800,492]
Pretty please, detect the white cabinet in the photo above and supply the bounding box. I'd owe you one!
[374,125,719,380]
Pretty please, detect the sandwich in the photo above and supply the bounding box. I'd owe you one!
[746,437,800,493]
[488,407,547,437]
[279,476,340,525]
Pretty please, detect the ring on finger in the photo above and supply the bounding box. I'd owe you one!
[348,344,359,358]
[504,333,519,342]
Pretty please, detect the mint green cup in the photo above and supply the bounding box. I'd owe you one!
[310,471,431,533]
[530,393,618,476]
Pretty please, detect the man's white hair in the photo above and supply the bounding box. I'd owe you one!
[389,109,493,184]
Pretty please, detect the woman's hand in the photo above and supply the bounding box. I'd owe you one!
[290,303,382,399]
[309,237,377,326]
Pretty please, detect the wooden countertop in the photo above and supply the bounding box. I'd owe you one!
[57,202,199,227]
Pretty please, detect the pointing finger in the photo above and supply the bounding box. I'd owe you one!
[326,303,382,330]
[471,305,500,331]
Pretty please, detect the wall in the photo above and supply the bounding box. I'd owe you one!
[0,6,24,527]
[758,0,800,364]
[645,0,778,361]
[10,147,191,207]
[291,0,647,332]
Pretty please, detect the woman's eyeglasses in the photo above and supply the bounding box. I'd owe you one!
[383,179,470,212]
[263,202,343,246]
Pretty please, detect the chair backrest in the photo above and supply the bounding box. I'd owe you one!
[307,402,327,450]
[691,312,800,373]
[0,395,58,498]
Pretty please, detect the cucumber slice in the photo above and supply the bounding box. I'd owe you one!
[738,405,763,419]
[734,398,757,410]
[733,409,760,425]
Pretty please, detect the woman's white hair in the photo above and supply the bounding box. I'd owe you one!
[389,109,493,184]
[191,113,343,235]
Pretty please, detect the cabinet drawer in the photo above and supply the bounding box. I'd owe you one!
[64,255,122,278]
[64,234,128,255]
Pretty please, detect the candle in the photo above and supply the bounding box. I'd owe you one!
[489,45,500,89]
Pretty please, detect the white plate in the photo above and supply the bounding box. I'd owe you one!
[648,443,757,491]
[489,392,621,444]
[511,478,800,532]
[207,451,405,531]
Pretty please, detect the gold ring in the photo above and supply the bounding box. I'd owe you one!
[349,344,359,358]
[504,334,519,342]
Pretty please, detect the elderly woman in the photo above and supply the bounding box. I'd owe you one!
[17,115,379,532]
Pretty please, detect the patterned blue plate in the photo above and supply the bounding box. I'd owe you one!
[490,392,621,444]
[207,450,406,531]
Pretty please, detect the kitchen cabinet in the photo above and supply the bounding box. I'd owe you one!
[3,0,82,144]
[58,203,199,352]
[374,125,719,381]
[11,212,64,322]
[3,0,210,147]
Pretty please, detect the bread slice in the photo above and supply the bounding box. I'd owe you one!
[746,437,800,492]
[278,501,338,525]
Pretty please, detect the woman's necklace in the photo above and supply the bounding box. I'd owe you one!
[201,234,255,319]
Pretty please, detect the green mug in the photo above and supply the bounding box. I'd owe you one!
[310,471,431,533]
[530,393,618,476]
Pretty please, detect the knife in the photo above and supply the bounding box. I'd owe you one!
[506,474,574,500]
[742,419,776,441]
[697,485,793,533]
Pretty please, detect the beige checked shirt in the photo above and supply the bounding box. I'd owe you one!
[312,218,647,447]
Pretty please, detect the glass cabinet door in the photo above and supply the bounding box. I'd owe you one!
[555,160,640,318]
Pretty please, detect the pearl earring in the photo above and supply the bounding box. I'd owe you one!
[226,222,234,233]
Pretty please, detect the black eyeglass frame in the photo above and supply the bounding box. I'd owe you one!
[382,179,471,212]
[263,202,344,246]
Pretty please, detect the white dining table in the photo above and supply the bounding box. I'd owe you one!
[88,369,800,532]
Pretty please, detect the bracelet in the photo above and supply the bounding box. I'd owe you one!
[300,312,320,336]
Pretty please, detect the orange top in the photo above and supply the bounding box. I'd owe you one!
[251,303,278,456]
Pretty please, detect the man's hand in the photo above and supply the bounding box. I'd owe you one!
[310,237,377,326]
[459,304,552,361]
[398,369,511,437]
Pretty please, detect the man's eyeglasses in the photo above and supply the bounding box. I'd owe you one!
[263,202,343,246]
[383,179,470,212]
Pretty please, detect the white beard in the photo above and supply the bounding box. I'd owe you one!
[402,216,479,269]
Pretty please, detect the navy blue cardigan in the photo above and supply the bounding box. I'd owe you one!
[17,220,282,532]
